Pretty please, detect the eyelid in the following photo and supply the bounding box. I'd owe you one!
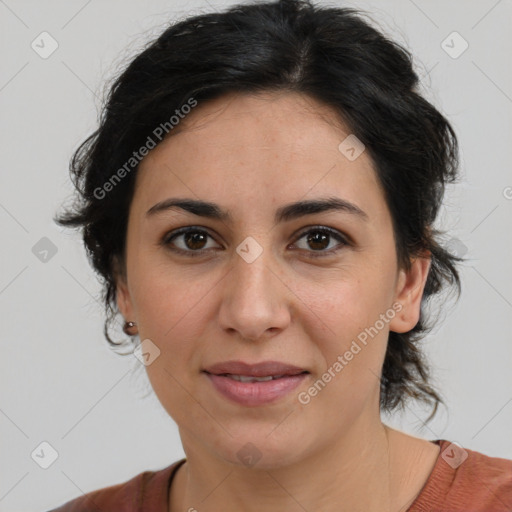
[161,226,221,255]
[161,224,350,257]
[292,224,347,243]
[290,225,349,257]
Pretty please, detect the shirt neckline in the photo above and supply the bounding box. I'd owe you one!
[164,440,451,511]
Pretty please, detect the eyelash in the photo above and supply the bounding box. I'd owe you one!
[161,225,349,259]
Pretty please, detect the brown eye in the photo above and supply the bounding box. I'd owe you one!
[293,227,348,257]
[162,225,348,259]
[306,231,330,250]
[163,227,220,255]
[182,231,208,250]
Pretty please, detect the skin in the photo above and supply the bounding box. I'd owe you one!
[116,91,440,512]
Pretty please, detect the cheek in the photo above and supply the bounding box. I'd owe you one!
[130,254,217,339]
[136,268,214,423]
[129,261,215,391]
[297,273,393,394]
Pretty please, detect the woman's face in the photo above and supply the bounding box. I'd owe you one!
[116,91,430,468]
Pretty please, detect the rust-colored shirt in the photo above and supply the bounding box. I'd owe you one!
[48,440,512,511]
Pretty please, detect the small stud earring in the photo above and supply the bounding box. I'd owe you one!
[123,321,138,336]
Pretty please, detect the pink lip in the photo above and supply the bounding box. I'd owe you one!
[204,372,309,406]
[203,360,307,377]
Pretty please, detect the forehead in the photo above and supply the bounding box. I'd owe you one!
[149,91,353,158]
[134,91,387,223]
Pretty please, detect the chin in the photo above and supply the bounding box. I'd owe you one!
[214,430,309,471]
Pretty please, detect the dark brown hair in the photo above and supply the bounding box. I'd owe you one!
[55,0,464,422]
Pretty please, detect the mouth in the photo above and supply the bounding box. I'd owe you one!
[204,371,309,382]
[202,369,310,406]
[202,359,309,378]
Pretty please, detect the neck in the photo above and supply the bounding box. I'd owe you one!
[170,413,437,512]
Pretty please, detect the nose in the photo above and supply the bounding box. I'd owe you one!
[218,248,291,342]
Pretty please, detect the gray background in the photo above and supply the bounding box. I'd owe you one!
[1,0,511,510]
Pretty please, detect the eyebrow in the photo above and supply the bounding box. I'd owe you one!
[146,196,369,224]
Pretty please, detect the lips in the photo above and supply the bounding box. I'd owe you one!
[204,372,309,406]
[203,360,309,378]
[202,360,310,406]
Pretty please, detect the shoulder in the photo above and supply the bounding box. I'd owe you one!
[409,440,512,512]
[47,459,186,512]
[448,440,512,498]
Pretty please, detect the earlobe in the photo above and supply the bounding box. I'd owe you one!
[389,255,431,334]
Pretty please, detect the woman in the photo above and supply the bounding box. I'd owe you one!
[50,0,512,510]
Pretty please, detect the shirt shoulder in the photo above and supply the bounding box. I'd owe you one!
[47,459,186,512]
[408,439,512,512]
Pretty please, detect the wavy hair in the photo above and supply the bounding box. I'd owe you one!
[54,0,464,422]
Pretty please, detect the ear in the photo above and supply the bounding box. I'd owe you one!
[113,258,135,322]
[388,253,431,334]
